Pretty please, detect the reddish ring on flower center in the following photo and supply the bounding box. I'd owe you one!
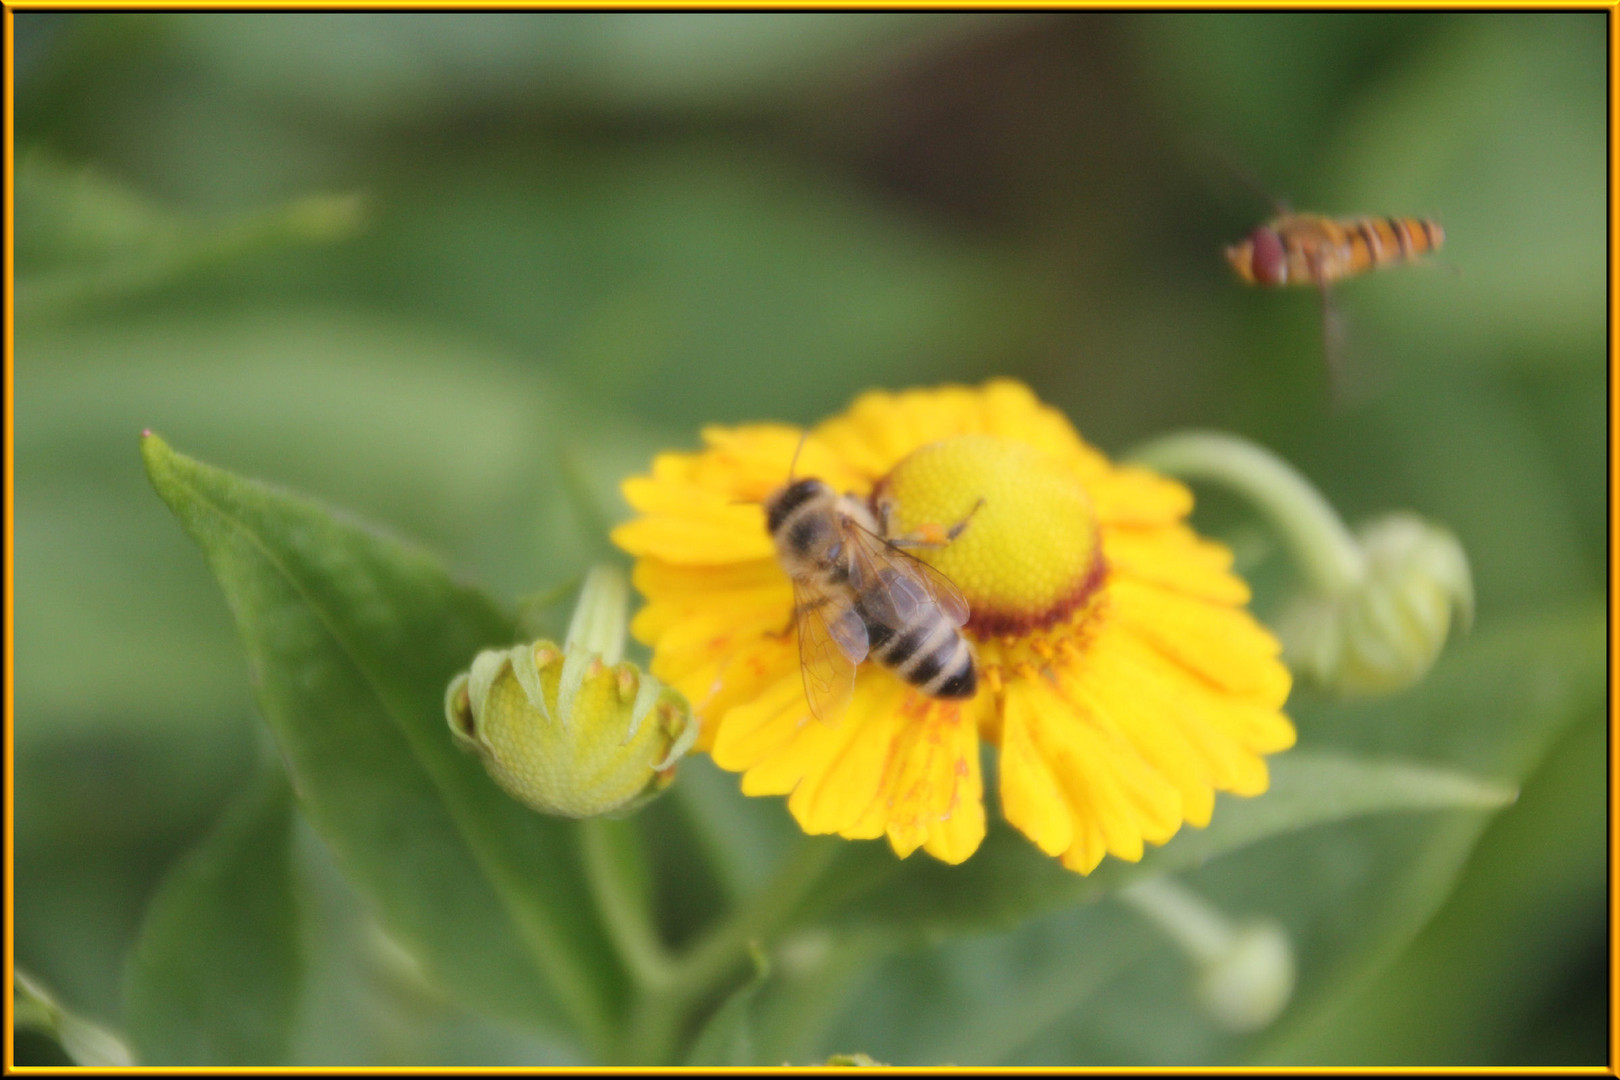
[872,435,1106,637]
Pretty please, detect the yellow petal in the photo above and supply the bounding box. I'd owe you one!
[880,695,985,861]
[1054,625,1218,827]
[1102,524,1250,606]
[1082,625,1293,797]
[710,673,815,784]
[787,681,911,838]
[697,424,868,498]
[976,379,1113,479]
[611,504,775,564]
[1000,675,1183,870]
[629,558,790,643]
[1108,576,1290,704]
[813,388,973,479]
[1089,466,1195,526]
[998,685,1074,858]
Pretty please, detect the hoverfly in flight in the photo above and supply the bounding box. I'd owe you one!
[1226,211,1446,402]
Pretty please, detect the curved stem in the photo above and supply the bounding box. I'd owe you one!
[621,836,842,1064]
[1126,430,1367,596]
[579,817,673,991]
[1117,877,1232,966]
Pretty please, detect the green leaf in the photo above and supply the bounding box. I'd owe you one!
[805,750,1513,942]
[123,767,301,1065]
[159,13,991,119]
[141,435,624,1052]
[1254,710,1606,1065]
[15,149,364,320]
[686,943,770,1067]
[14,969,135,1067]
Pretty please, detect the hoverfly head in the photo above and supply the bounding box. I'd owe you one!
[1246,225,1289,286]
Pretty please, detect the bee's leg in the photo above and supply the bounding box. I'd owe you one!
[872,492,899,539]
[769,595,831,639]
[943,497,987,542]
[885,497,987,550]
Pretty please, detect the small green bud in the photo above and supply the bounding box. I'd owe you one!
[1120,877,1296,1035]
[446,566,698,818]
[1191,920,1295,1034]
[1279,513,1473,696]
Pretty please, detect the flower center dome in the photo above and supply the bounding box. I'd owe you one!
[876,435,1103,636]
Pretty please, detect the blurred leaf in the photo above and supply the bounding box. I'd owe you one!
[122,767,300,1065]
[14,968,135,1067]
[331,144,1054,431]
[141,435,624,1050]
[15,149,364,319]
[283,820,584,1066]
[1132,13,1450,192]
[669,755,805,908]
[164,13,990,118]
[1254,707,1605,1065]
[804,749,1512,942]
[14,310,603,743]
[686,943,771,1067]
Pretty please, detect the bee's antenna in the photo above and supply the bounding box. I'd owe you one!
[787,430,810,481]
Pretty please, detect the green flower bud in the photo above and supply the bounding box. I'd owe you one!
[1278,513,1473,696]
[1191,920,1295,1035]
[1127,433,1474,698]
[446,566,698,818]
[1120,877,1296,1035]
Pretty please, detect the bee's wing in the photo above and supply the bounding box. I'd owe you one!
[845,522,971,629]
[793,578,866,727]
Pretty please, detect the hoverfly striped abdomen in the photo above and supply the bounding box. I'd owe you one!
[1227,213,1444,288]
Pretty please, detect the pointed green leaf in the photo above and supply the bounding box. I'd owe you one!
[141,435,623,1051]
[16,150,364,320]
[686,943,770,1067]
[123,767,301,1064]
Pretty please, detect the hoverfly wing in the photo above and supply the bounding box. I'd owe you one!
[846,523,971,629]
[1318,276,1349,405]
[792,579,864,727]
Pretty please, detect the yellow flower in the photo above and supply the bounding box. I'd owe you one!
[611,380,1295,873]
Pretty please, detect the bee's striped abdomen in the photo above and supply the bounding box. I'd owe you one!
[858,597,977,699]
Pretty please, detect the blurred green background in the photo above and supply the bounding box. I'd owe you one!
[13,11,1606,1066]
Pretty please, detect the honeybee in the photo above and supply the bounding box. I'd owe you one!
[1225,213,1445,289]
[764,471,977,726]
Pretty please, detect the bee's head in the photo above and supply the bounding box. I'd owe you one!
[1228,225,1288,286]
[765,477,831,534]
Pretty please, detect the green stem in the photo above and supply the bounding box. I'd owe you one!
[1126,430,1367,596]
[621,836,842,1065]
[1117,877,1233,966]
[579,817,674,991]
